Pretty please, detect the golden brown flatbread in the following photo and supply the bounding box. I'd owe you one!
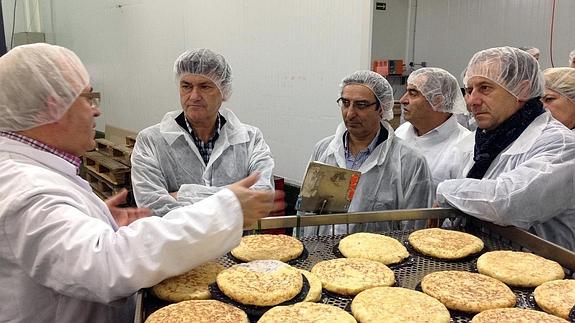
[144,299,249,323]
[351,287,450,323]
[470,308,569,323]
[311,258,394,296]
[231,234,304,262]
[408,228,484,260]
[534,279,575,320]
[152,262,224,302]
[298,269,322,302]
[257,302,356,323]
[338,232,409,265]
[477,251,565,287]
[216,260,303,306]
[421,270,516,313]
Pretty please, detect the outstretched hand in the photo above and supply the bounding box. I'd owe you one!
[228,173,285,228]
[105,189,151,227]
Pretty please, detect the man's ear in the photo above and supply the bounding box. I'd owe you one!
[514,79,532,100]
[431,94,445,111]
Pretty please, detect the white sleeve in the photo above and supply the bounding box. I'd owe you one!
[4,188,243,303]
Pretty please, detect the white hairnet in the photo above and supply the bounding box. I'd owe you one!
[569,50,575,65]
[519,46,540,57]
[463,46,544,101]
[340,70,394,120]
[174,48,232,100]
[544,68,575,105]
[0,43,89,132]
[407,67,467,114]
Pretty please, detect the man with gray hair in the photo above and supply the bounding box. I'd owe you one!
[132,48,275,217]
[300,70,433,236]
[396,67,470,189]
[0,44,279,322]
[436,46,575,251]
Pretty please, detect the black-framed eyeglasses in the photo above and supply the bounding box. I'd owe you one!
[79,92,101,108]
[337,97,378,110]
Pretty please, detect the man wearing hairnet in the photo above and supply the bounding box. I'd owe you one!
[131,48,275,217]
[299,70,434,236]
[436,46,575,251]
[396,67,471,190]
[543,68,575,130]
[0,43,279,322]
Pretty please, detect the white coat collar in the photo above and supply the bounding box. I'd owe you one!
[402,114,461,141]
[501,111,549,156]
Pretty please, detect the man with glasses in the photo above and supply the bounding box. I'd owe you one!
[131,48,275,217]
[396,67,470,191]
[299,70,434,236]
[0,43,280,321]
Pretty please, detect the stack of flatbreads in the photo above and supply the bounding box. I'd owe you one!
[152,261,224,302]
[144,299,249,323]
[421,270,516,313]
[216,260,304,306]
[231,234,304,262]
[408,228,484,260]
[338,232,409,265]
[311,258,395,296]
[477,251,565,287]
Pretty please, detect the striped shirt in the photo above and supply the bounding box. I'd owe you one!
[343,125,388,170]
[175,112,227,165]
[0,131,82,170]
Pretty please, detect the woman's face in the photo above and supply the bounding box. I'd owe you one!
[542,89,575,129]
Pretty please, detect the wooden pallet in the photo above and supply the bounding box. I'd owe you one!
[95,138,133,166]
[82,151,130,185]
[95,138,116,156]
[84,169,125,199]
[125,135,136,148]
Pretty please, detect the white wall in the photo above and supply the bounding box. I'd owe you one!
[34,0,373,184]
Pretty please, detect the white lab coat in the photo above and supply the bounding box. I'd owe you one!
[0,137,244,322]
[395,115,471,191]
[299,121,434,236]
[436,111,575,251]
[132,108,274,217]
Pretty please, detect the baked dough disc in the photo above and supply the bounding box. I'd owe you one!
[144,299,249,323]
[351,287,450,323]
[338,232,409,265]
[421,270,516,313]
[477,251,565,287]
[257,302,357,323]
[231,234,304,262]
[216,260,303,306]
[470,307,569,323]
[152,261,224,302]
[298,269,322,302]
[534,279,575,320]
[311,258,394,296]
[408,228,484,260]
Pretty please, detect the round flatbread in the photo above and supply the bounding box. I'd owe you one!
[257,302,356,323]
[351,287,450,323]
[477,251,564,287]
[408,228,484,260]
[421,270,516,313]
[311,258,394,296]
[338,232,409,265]
[298,269,322,302]
[471,308,569,323]
[144,299,249,323]
[216,260,303,306]
[152,262,224,302]
[534,279,575,320]
[231,234,304,262]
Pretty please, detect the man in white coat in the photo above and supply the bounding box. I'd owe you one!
[299,71,434,236]
[131,48,275,217]
[436,46,575,251]
[396,67,470,191]
[0,43,279,322]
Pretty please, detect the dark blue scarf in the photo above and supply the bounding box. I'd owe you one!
[466,98,545,179]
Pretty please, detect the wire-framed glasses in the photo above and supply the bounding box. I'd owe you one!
[337,97,378,110]
[79,92,101,108]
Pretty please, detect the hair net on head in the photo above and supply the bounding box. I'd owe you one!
[543,67,575,105]
[0,43,89,132]
[519,46,540,57]
[407,67,467,114]
[340,70,394,120]
[463,46,544,100]
[174,48,232,100]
